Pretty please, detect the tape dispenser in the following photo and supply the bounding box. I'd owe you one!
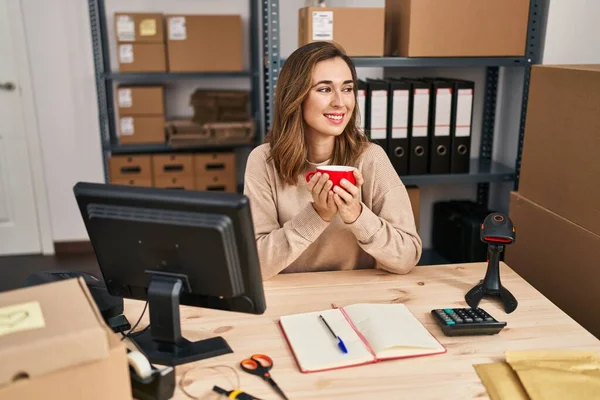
[127,349,175,400]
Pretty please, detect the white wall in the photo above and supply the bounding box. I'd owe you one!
[542,0,600,64]
[22,0,104,242]
[18,0,600,244]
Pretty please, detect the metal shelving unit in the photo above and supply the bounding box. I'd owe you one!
[262,0,543,264]
[262,0,543,198]
[88,0,263,182]
[282,56,530,68]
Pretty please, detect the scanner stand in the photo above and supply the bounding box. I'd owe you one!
[132,273,233,366]
[465,244,518,314]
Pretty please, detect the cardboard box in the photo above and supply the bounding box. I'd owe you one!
[118,116,165,145]
[166,15,243,72]
[111,178,153,188]
[195,173,237,193]
[114,13,164,43]
[109,155,152,182]
[0,279,131,399]
[195,152,236,193]
[406,186,420,231]
[298,7,384,56]
[152,154,194,178]
[154,176,195,190]
[506,192,600,339]
[117,43,166,72]
[384,0,529,57]
[518,65,600,236]
[116,86,165,116]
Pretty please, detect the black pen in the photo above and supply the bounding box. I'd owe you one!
[319,314,348,354]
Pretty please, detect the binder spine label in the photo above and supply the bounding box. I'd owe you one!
[370,90,387,140]
[413,89,429,138]
[435,88,452,137]
[312,11,333,41]
[392,90,409,139]
[357,89,366,130]
[456,89,474,137]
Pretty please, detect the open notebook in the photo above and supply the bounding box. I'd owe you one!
[279,303,446,373]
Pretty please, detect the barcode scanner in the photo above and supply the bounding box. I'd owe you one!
[465,213,518,313]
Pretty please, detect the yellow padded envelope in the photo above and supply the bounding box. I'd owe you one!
[475,350,600,400]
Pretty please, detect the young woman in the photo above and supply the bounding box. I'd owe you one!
[244,42,422,280]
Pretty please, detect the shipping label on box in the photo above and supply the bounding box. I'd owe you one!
[118,44,134,64]
[168,16,187,40]
[312,11,333,41]
[116,15,135,41]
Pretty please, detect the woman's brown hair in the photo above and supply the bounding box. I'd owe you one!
[265,42,369,185]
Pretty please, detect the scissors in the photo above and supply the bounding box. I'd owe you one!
[240,354,289,400]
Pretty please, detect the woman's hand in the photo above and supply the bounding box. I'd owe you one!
[307,172,337,222]
[332,169,364,224]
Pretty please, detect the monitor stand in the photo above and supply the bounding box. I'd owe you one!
[131,274,233,366]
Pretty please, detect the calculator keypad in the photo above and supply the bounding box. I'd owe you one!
[431,307,506,336]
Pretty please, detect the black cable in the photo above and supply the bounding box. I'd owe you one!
[121,301,148,341]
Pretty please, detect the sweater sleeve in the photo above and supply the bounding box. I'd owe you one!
[243,149,330,280]
[347,146,423,274]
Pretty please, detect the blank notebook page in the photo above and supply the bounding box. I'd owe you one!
[279,308,374,372]
[343,303,444,359]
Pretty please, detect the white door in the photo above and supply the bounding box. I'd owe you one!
[0,0,42,255]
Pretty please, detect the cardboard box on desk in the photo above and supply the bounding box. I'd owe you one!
[384,0,529,57]
[165,15,243,72]
[518,64,600,237]
[0,278,131,399]
[506,191,600,339]
[298,7,384,56]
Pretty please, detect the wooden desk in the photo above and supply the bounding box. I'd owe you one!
[124,263,600,399]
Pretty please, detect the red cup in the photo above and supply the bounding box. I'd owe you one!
[305,165,356,188]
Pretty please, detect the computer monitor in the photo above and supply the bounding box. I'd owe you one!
[73,182,266,366]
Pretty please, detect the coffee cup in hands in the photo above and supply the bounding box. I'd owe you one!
[305,166,356,188]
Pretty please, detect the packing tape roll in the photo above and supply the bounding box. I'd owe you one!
[128,350,153,380]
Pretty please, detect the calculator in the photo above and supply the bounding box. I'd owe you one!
[431,308,507,336]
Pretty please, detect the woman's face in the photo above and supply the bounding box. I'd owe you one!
[302,57,355,139]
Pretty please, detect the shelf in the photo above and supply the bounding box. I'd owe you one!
[106,142,255,155]
[104,71,251,83]
[281,56,528,68]
[401,160,515,186]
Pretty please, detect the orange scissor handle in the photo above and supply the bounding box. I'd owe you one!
[240,354,273,376]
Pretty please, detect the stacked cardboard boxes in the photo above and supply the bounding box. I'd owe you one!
[505,65,600,339]
[298,1,530,58]
[195,153,237,193]
[116,86,166,145]
[109,152,237,193]
[115,13,166,72]
[114,13,243,73]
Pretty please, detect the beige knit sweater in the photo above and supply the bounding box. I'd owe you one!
[243,142,422,280]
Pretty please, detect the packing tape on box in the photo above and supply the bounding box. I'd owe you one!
[128,350,153,380]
